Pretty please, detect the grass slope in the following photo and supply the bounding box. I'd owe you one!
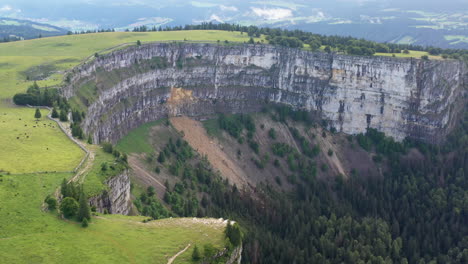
[375,50,442,59]
[0,172,225,263]
[116,120,166,154]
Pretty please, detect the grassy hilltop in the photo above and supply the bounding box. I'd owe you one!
[0,30,260,263]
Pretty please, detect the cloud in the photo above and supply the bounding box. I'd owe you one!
[209,14,224,23]
[0,5,13,12]
[251,7,293,20]
[219,5,238,12]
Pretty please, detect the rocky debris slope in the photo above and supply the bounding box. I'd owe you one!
[63,43,466,144]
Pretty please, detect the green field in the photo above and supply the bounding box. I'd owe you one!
[0,30,256,263]
[0,171,226,263]
[375,50,442,60]
[115,120,167,154]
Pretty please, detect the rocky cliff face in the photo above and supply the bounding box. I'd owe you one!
[89,170,131,215]
[63,43,467,144]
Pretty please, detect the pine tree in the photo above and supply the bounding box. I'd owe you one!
[78,190,91,222]
[59,109,68,122]
[51,107,59,118]
[192,245,201,261]
[34,108,41,120]
[81,218,89,228]
[61,178,69,198]
[157,152,166,163]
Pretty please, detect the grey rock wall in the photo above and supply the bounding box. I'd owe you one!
[63,43,466,144]
[89,170,131,215]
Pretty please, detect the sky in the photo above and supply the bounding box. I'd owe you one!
[0,0,466,48]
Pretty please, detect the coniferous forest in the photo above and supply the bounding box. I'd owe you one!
[154,104,468,264]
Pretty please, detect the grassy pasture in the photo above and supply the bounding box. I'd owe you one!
[375,50,442,60]
[0,107,84,174]
[0,172,225,264]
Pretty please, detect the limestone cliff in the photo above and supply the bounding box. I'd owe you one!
[89,170,131,215]
[62,43,467,144]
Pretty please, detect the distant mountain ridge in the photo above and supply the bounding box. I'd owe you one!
[0,17,66,40]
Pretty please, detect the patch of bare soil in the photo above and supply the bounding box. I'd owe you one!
[311,128,347,178]
[170,116,251,188]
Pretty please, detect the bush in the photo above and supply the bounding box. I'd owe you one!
[102,142,113,153]
[81,218,89,228]
[268,128,277,139]
[248,140,259,154]
[271,143,293,157]
[51,107,59,118]
[60,197,79,218]
[328,149,334,156]
[101,162,108,171]
[204,243,216,259]
[44,195,57,210]
[192,245,201,261]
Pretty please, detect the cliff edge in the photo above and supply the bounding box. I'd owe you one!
[63,43,467,144]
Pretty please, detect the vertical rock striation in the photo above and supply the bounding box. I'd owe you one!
[62,43,466,144]
[89,170,131,215]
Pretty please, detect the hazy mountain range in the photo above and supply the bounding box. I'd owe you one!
[0,0,466,48]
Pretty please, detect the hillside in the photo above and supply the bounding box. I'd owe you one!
[0,17,66,41]
[0,30,256,264]
[0,30,466,263]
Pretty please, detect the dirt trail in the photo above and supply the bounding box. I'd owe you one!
[167,244,191,264]
[128,154,166,199]
[43,107,94,203]
[170,116,249,188]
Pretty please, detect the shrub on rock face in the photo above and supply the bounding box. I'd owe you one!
[60,197,79,218]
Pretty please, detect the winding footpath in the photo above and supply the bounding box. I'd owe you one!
[167,243,191,264]
[39,107,95,202]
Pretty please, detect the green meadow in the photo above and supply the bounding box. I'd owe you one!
[0,171,225,263]
[0,30,258,263]
[375,50,442,60]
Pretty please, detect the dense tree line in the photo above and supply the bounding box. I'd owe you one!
[155,22,468,59]
[13,82,61,107]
